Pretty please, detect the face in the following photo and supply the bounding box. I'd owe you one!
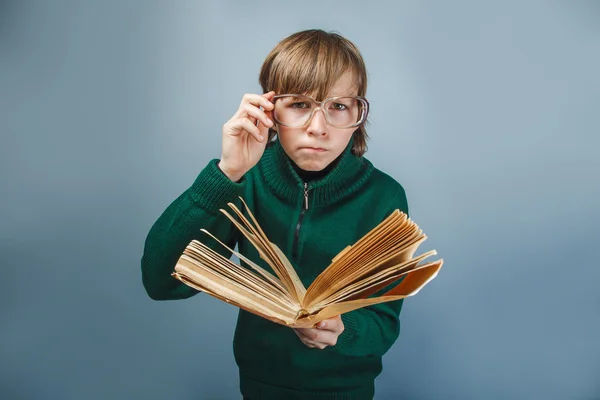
[275,71,360,171]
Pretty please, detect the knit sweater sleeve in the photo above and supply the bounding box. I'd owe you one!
[328,185,409,357]
[141,159,245,300]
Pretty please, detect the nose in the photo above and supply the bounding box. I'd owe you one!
[306,107,327,136]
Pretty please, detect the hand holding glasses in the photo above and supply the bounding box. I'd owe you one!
[219,92,369,183]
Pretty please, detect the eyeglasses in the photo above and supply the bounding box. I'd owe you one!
[271,94,369,129]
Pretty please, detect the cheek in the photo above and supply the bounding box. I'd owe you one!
[276,129,299,148]
[329,130,354,154]
[277,131,305,163]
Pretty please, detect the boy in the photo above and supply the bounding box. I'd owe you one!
[142,29,409,399]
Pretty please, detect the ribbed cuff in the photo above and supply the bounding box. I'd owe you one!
[188,159,246,214]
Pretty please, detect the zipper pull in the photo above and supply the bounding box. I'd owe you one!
[303,182,309,210]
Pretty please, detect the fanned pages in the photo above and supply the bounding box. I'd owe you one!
[172,197,443,328]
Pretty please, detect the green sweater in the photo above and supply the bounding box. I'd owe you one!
[141,138,409,400]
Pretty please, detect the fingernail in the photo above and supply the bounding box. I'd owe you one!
[259,134,264,141]
[266,118,273,126]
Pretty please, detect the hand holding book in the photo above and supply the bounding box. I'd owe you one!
[293,315,344,349]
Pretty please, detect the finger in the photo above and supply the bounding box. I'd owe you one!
[316,319,334,331]
[293,329,315,347]
[241,93,274,111]
[300,325,339,345]
[295,327,317,341]
[305,337,328,349]
[294,328,321,343]
[302,328,331,344]
[242,104,273,129]
[316,330,337,346]
[308,341,327,350]
[237,117,264,142]
[300,336,326,349]
[295,329,332,349]
[318,316,344,332]
[235,97,274,129]
[261,91,276,108]
[294,328,311,341]
[258,109,274,137]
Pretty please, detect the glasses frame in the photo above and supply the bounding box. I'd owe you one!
[271,94,370,129]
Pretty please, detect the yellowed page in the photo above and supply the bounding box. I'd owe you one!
[292,259,443,327]
[331,245,352,264]
[306,235,426,307]
[328,223,421,280]
[199,229,287,295]
[234,198,307,303]
[381,259,443,297]
[174,257,298,323]
[304,211,421,304]
[310,250,437,310]
[219,207,297,301]
[304,229,425,307]
[270,242,307,301]
[178,243,297,311]
[186,240,274,293]
[173,272,294,326]
[223,201,304,305]
[330,212,406,268]
[303,212,404,303]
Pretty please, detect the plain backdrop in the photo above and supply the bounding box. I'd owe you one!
[1,1,599,399]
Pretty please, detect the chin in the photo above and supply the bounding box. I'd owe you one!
[302,165,325,171]
[295,158,328,171]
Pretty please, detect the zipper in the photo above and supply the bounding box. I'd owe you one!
[292,182,309,261]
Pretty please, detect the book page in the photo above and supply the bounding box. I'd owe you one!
[173,256,299,324]
[307,235,425,307]
[173,272,294,326]
[292,259,443,328]
[177,240,297,310]
[200,229,287,295]
[305,212,411,299]
[309,250,437,310]
[221,199,306,306]
[304,210,424,306]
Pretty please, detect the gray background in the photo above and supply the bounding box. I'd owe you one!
[1,1,599,399]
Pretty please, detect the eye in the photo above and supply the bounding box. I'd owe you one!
[331,103,347,111]
[291,102,309,109]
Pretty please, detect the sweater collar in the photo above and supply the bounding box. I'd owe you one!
[259,137,373,208]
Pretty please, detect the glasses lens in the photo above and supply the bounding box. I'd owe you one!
[324,97,365,128]
[273,95,313,128]
[273,95,366,128]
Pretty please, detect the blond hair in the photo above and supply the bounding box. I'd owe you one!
[259,29,369,157]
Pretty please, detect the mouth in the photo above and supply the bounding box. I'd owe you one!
[299,147,327,152]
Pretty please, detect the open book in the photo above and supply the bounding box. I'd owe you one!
[172,198,443,328]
